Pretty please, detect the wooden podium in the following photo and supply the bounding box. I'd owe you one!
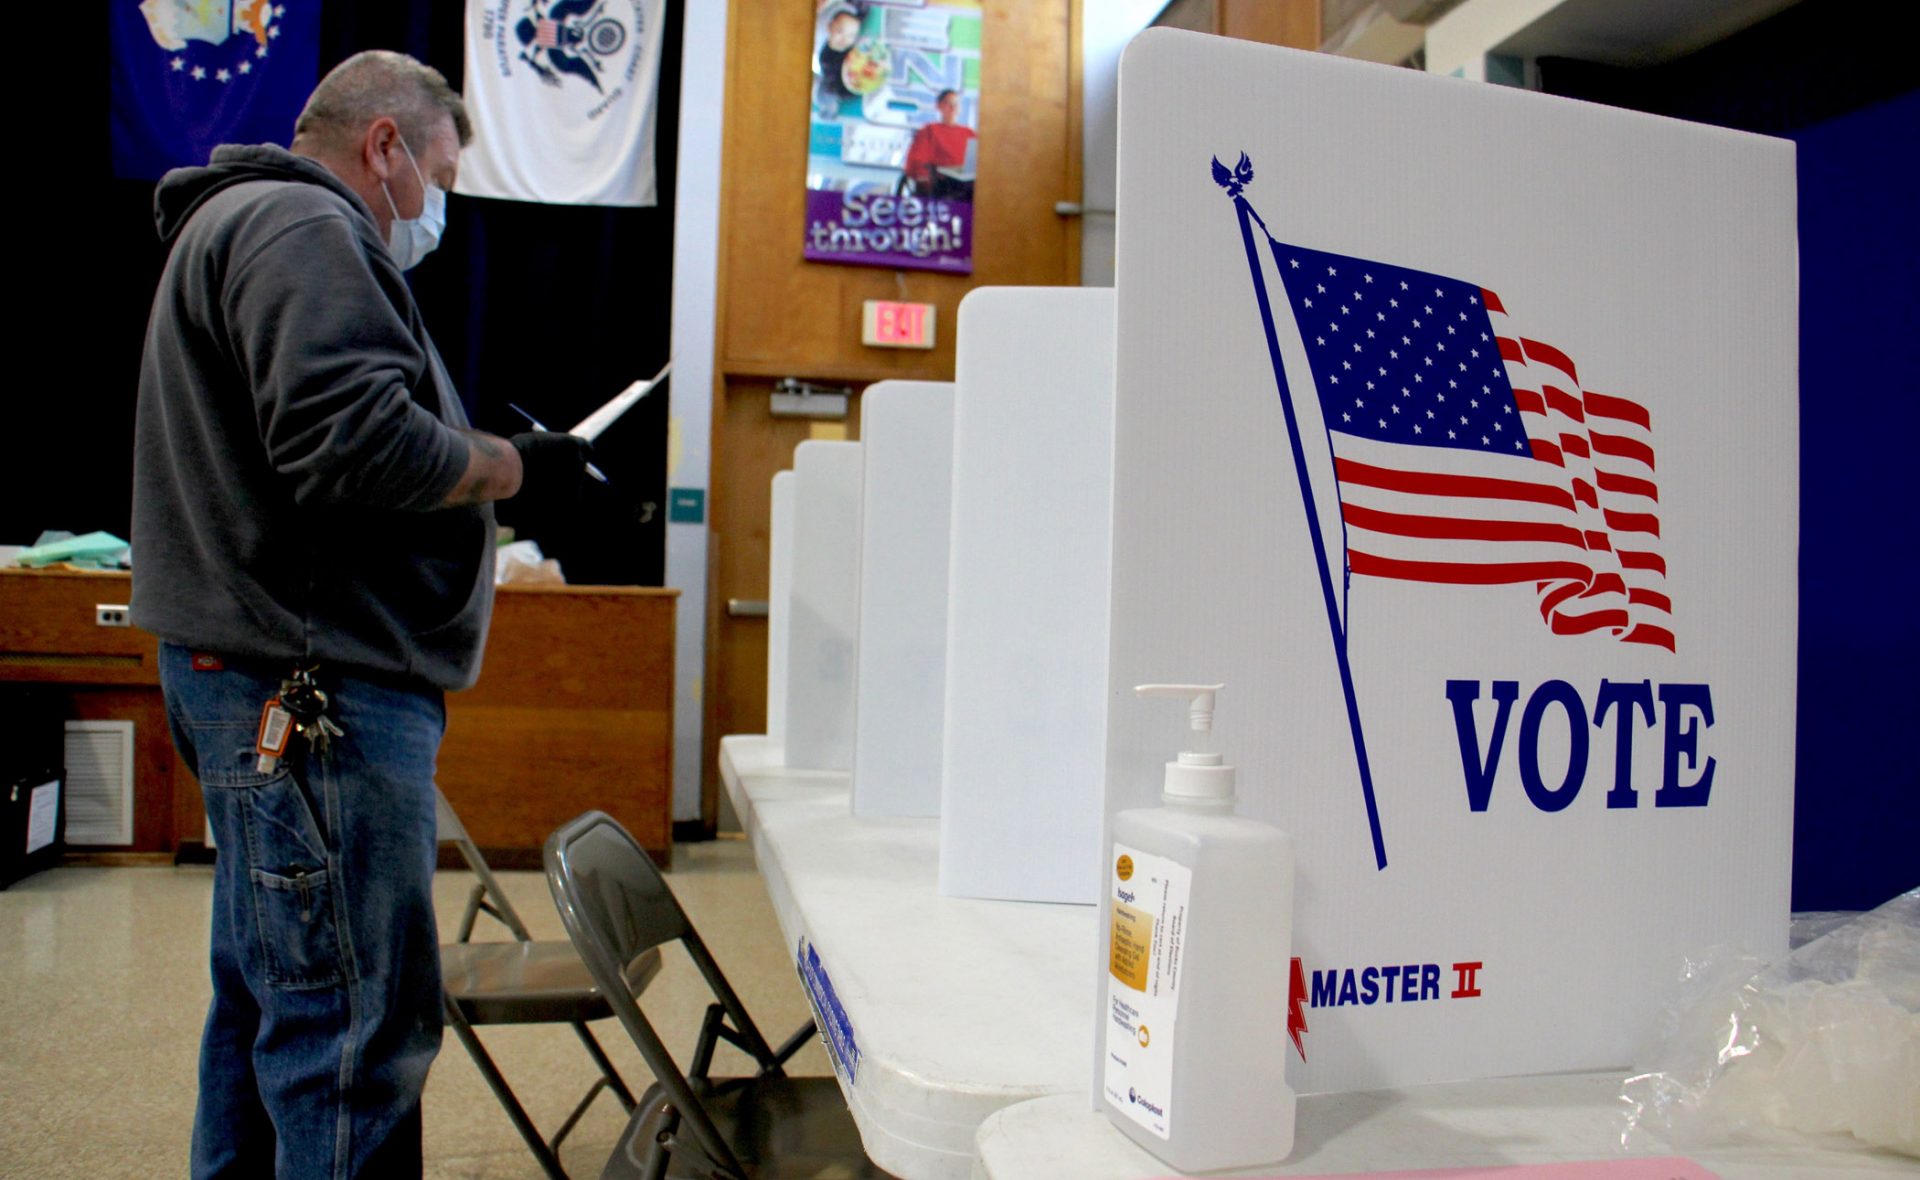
[0,569,676,866]
[440,583,677,866]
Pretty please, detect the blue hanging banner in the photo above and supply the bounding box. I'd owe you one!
[110,1,322,181]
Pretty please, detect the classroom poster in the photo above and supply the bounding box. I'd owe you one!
[803,1,981,273]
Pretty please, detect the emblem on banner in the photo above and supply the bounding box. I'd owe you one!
[510,0,642,99]
[138,0,287,85]
[461,0,664,203]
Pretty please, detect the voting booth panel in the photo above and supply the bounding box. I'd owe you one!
[852,382,957,818]
[766,470,797,751]
[941,287,1117,904]
[784,441,864,773]
[1103,31,1798,1094]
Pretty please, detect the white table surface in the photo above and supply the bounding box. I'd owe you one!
[972,1079,1918,1179]
[719,735,1097,1180]
[723,735,1914,1180]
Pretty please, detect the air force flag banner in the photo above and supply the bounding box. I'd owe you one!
[111,1,321,181]
[457,0,667,207]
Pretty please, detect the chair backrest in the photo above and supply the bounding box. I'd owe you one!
[546,812,781,1064]
[544,812,692,978]
[436,787,533,941]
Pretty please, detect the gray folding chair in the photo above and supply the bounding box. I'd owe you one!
[438,790,661,1180]
[544,810,889,1179]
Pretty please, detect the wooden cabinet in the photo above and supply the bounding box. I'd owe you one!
[0,569,186,855]
[0,570,676,865]
[441,584,678,866]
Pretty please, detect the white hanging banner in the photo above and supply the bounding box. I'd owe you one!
[457,0,666,207]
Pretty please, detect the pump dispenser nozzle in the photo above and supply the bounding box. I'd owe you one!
[1135,683,1235,801]
[1135,683,1223,751]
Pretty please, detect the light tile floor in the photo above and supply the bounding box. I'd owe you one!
[0,840,828,1179]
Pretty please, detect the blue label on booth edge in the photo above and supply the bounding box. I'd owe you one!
[797,937,860,1086]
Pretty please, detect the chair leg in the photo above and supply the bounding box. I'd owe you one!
[442,993,571,1180]
[571,1021,638,1112]
[549,1020,639,1152]
[646,1102,748,1180]
[549,1077,610,1154]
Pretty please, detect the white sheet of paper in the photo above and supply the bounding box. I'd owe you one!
[25,780,59,854]
[569,360,673,441]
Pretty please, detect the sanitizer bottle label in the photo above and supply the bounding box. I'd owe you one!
[1104,842,1191,1139]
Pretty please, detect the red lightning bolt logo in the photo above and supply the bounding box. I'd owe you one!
[1287,956,1309,1059]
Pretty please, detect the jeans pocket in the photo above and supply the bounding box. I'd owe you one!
[184,720,287,790]
[240,773,344,989]
[249,863,345,989]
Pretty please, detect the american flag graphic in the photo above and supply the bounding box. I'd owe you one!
[533,19,560,48]
[1265,237,1674,651]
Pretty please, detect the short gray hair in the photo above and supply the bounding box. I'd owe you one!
[295,50,473,152]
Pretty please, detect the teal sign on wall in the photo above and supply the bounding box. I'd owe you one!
[669,488,706,524]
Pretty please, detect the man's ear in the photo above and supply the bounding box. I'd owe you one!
[362,116,402,181]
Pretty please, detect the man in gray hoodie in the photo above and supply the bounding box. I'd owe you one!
[131,50,592,1179]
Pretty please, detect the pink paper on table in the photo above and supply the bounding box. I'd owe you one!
[1150,1159,1718,1180]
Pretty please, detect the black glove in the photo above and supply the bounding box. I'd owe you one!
[509,431,597,497]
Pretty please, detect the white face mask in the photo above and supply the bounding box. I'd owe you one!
[380,135,446,271]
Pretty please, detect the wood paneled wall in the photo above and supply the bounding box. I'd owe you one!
[1217,0,1321,49]
[701,2,1085,823]
[713,2,1082,382]
[1154,0,1322,50]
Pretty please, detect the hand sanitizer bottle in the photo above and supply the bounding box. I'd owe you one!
[1101,683,1296,1171]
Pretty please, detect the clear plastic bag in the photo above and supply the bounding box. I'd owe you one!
[1620,887,1920,1158]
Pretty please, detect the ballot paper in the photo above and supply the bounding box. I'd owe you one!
[570,361,673,441]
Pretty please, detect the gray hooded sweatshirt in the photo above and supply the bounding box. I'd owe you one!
[132,144,495,692]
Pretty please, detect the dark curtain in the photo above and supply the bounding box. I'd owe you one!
[14,0,680,587]
[1540,1,1920,912]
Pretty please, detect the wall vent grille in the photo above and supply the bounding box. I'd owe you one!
[62,721,135,846]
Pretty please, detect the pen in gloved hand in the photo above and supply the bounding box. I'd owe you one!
[507,404,608,483]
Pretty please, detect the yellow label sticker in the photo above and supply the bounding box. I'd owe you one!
[1109,900,1154,990]
[1116,854,1134,881]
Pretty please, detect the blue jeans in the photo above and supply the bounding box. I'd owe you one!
[160,644,445,1180]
